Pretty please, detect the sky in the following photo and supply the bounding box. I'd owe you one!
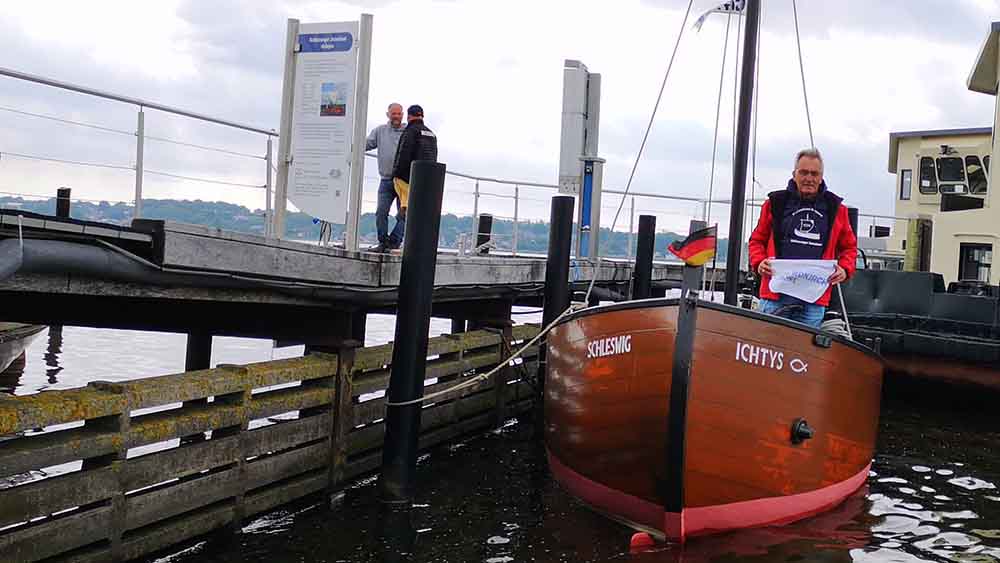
[0,0,998,236]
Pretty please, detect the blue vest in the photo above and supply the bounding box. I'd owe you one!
[768,180,843,260]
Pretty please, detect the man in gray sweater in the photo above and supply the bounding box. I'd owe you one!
[365,103,406,252]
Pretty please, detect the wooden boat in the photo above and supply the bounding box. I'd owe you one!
[543,0,884,543]
[544,298,882,541]
[0,323,45,374]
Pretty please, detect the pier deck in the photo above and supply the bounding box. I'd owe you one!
[0,211,721,340]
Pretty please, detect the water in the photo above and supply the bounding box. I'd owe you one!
[3,324,1000,562]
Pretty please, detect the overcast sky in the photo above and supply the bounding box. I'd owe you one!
[1,0,998,235]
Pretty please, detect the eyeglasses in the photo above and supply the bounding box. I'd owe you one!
[796,169,822,178]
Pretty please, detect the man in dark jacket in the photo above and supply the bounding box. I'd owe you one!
[391,105,438,223]
[748,148,858,328]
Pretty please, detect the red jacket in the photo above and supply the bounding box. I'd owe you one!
[748,186,857,307]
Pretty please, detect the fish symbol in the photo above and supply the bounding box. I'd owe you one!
[789,358,808,374]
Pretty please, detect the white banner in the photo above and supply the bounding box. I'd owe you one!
[768,259,836,303]
[288,21,359,224]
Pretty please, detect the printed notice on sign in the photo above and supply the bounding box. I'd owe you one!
[289,21,359,224]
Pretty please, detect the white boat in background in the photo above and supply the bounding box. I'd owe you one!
[0,323,45,373]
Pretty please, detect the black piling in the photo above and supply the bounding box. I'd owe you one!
[538,195,575,395]
[379,160,447,505]
[476,213,493,254]
[181,330,212,445]
[185,330,212,371]
[633,214,656,299]
[847,207,859,237]
[56,187,71,219]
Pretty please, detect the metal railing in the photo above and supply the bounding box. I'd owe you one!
[0,66,278,235]
[408,161,909,259]
[2,66,906,250]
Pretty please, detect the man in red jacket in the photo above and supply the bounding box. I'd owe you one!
[748,148,857,328]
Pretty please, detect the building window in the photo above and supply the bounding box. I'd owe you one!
[958,243,992,282]
[919,157,938,194]
[966,156,988,194]
[899,169,912,200]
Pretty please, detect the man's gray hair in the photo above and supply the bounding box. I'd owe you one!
[794,147,823,170]
[387,102,403,111]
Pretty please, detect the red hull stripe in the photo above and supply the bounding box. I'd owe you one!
[682,462,872,537]
[547,449,664,532]
[548,449,871,540]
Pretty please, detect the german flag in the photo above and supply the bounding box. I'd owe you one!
[667,225,717,266]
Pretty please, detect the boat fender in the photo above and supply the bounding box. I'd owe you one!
[629,532,656,552]
[790,417,814,444]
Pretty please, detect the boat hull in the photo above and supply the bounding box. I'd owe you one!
[0,324,46,374]
[544,299,883,540]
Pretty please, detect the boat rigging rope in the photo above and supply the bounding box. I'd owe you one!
[706,15,733,230]
[582,0,695,306]
[791,0,814,147]
[386,0,697,408]
[748,1,763,230]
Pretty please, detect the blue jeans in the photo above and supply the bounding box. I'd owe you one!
[375,178,405,246]
[758,294,826,328]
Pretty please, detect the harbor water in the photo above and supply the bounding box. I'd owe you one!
[2,322,999,563]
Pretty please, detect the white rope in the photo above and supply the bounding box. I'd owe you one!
[384,304,582,407]
[583,0,696,305]
[791,0,814,147]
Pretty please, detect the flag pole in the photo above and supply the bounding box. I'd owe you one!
[709,223,719,301]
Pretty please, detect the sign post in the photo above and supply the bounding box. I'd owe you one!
[346,14,373,251]
[273,16,372,243]
[558,60,602,258]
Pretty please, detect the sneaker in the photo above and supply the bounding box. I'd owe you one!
[366,242,388,253]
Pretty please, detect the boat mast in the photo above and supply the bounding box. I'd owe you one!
[724,0,761,306]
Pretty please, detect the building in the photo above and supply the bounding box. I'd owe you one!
[886,127,992,284]
[881,22,1000,288]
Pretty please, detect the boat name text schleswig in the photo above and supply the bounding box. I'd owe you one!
[587,335,632,359]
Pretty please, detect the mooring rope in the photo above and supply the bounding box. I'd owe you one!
[383,304,584,407]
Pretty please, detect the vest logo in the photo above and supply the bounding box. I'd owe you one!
[587,335,632,359]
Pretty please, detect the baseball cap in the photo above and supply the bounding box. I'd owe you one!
[407,104,424,117]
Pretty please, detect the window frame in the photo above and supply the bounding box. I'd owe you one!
[918,156,938,194]
[965,155,988,194]
[958,243,993,283]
